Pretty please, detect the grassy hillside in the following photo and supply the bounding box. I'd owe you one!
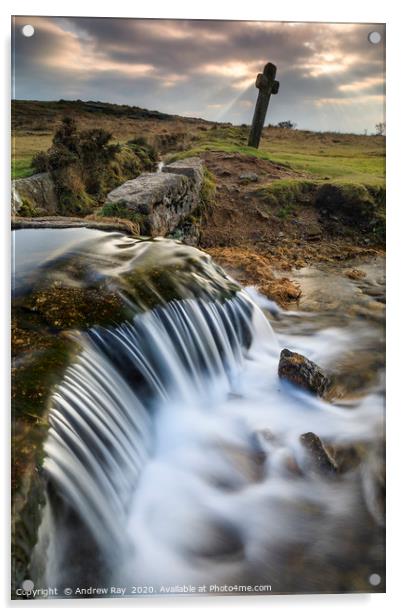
[168,124,385,186]
[12,100,385,186]
[11,99,209,179]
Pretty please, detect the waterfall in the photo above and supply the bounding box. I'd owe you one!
[37,292,264,588]
[13,229,384,596]
[34,290,383,595]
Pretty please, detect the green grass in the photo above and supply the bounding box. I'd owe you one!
[167,125,385,186]
[12,158,34,179]
[169,141,385,185]
[256,179,318,206]
[256,178,385,211]
[100,202,145,225]
[200,168,217,207]
[11,103,385,187]
[264,151,384,184]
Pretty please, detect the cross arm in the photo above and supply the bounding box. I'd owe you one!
[255,74,280,95]
[272,80,280,95]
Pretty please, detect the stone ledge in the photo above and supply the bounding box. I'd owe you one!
[11,216,138,235]
[162,157,204,186]
[106,157,204,236]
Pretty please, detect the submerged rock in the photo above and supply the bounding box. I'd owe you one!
[278,348,330,396]
[186,519,244,562]
[324,442,364,474]
[300,432,338,474]
[361,442,385,526]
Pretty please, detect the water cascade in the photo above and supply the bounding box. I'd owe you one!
[12,228,384,595]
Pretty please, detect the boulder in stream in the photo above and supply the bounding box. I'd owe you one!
[300,432,338,475]
[278,348,330,397]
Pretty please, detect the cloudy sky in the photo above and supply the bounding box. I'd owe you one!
[12,16,385,133]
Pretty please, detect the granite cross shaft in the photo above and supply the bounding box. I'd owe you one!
[248,62,279,148]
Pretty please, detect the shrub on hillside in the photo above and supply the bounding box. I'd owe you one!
[277,121,297,129]
[31,117,156,215]
[127,137,158,170]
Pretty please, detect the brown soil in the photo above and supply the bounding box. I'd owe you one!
[206,246,301,307]
[197,151,384,305]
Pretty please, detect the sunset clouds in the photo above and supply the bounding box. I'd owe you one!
[12,17,385,133]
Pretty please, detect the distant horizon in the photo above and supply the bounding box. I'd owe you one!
[12,97,384,136]
[12,17,385,134]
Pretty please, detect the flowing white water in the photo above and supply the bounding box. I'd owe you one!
[36,289,384,594]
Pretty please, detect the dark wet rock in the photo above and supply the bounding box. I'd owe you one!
[12,470,46,595]
[278,348,330,396]
[300,432,338,474]
[285,455,304,477]
[168,217,201,246]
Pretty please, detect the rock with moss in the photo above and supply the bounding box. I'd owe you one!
[106,157,205,236]
[12,173,58,216]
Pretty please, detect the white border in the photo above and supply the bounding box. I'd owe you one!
[2,1,401,614]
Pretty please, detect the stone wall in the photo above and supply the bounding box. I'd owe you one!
[106,157,204,236]
[12,158,205,239]
[12,172,58,216]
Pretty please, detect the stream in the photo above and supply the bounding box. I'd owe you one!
[12,228,385,597]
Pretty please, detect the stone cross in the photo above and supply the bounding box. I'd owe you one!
[248,62,279,148]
